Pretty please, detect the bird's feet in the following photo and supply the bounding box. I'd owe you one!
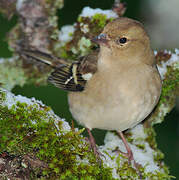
[113,147,141,171]
[86,128,104,164]
[116,131,143,179]
[89,138,103,161]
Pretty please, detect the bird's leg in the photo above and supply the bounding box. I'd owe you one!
[86,128,102,160]
[117,131,142,178]
[71,119,75,132]
[117,131,134,162]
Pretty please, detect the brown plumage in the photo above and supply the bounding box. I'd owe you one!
[68,18,161,131]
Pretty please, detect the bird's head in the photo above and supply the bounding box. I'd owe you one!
[92,17,154,65]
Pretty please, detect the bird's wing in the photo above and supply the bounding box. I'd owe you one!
[20,49,98,92]
[48,51,98,92]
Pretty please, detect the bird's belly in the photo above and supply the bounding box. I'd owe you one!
[68,78,159,131]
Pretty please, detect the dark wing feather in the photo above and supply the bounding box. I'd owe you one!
[48,51,98,92]
[48,63,86,92]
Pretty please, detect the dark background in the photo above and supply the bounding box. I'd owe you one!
[0,0,178,178]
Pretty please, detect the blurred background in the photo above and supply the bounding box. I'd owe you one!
[0,0,178,178]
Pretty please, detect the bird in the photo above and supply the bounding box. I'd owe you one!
[20,17,162,171]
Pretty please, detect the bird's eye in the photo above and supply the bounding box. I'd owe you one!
[116,37,127,44]
[119,37,127,43]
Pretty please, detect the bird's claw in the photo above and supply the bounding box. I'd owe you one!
[113,147,143,179]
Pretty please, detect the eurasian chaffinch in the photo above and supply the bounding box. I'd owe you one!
[20,17,162,171]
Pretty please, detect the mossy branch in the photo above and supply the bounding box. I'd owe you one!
[0,0,178,179]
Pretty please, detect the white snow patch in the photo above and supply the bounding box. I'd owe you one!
[175,48,179,55]
[54,117,71,134]
[59,25,75,43]
[99,132,126,179]
[157,49,179,79]
[2,90,35,109]
[76,153,90,165]
[130,124,147,140]
[80,23,89,34]
[16,0,24,11]
[157,66,167,80]
[132,143,160,173]
[158,103,170,119]
[99,125,161,178]
[153,50,158,56]
[80,7,118,19]
[0,57,15,64]
[0,58,5,64]
[130,125,160,173]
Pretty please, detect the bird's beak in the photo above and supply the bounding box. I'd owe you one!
[91,33,108,46]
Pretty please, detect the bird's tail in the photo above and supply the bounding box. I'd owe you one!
[19,49,85,91]
[19,49,69,68]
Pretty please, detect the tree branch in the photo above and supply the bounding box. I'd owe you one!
[0,1,178,179]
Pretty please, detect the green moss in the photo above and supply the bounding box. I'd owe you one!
[145,127,157,149]
[144,171,174,180]
[149,62,179,125]
[0,89,6,103]
[136,144,145,150]
[159,65,179,105]
[0,94,115,179]
[59,47,70,59]
[153,149,164,162]
[92,14,108,28]
[116,160,140,180]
